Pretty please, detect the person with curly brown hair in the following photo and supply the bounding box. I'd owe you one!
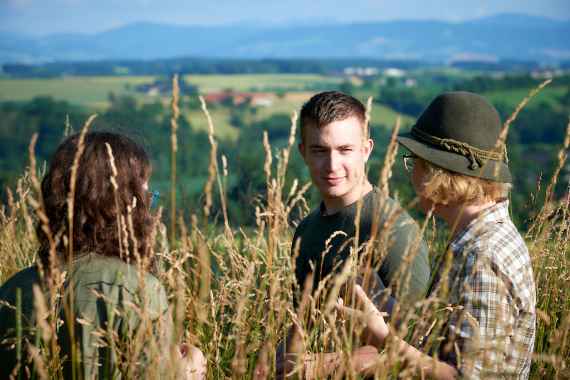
[0,132,206,379]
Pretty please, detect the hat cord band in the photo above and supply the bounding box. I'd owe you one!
[411,127,506,170]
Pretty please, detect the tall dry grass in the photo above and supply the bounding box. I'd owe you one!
[0,77,568,379]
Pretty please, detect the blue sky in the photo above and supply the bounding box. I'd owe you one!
[1,0,569,36]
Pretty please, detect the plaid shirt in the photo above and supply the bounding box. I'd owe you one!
[431,201,536,379]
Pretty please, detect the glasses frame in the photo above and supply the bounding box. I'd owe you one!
[402,153,417,172]
[149,190,160,209]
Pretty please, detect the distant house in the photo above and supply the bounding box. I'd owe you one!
[404,78,417,87]
[383,68,406,78]
[343,67,379,77]
[134,76,198,96]
[249,93,275,107]
[203,92,231,104]
[530,69,565,80]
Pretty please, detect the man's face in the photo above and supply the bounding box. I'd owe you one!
[299,116,373,206]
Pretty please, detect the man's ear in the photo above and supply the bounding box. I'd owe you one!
[298,143,306,161]
[363,138,374,162]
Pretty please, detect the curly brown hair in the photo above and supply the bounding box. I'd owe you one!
[37,132,155,268]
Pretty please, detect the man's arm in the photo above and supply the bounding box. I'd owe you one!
[378,210,431,306]
[275,323,380,379]
[337,285,458,380]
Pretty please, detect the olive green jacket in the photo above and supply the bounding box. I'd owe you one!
[0,253,169,379]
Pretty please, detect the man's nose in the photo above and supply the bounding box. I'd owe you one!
[325,151,341,171]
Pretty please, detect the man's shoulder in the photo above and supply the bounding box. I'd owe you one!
[366,190,419,229]
[0,266,40,300]
[69,254,168,320]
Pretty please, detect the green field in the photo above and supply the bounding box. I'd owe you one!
[0,74,343,109]
[0,74,410,140]
[183,73,343,93]
[0,76,155,109]
[484,85,568,111]
[4,73,563,141]
[184,108,239,140]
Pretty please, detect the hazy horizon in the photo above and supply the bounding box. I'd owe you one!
[1,0,569,37]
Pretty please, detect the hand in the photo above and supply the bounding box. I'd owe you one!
[336,284,390,345]
[253,343,269,380]
[351,345,379,373]
[275,352,302,379]
[179,343,206,380]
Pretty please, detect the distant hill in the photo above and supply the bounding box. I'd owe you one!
[1,13,569,64]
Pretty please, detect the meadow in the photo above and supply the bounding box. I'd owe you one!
[485,86,568,110]
[0,74,342,108]
[0,74,347,141]
[0,74,569,379]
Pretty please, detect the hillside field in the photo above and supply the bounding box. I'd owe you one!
[0,74,413,139]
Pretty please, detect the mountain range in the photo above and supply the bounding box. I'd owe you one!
[1,13,569,64]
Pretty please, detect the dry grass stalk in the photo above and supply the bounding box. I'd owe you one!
[26,132,66,375]
[63,113,96,378]
[199,95,219,225]
[351,97,374,252]
[67,113,96,261]
[170,74,180,243]
[544,119,570,204]
[3,85,570,379]
[276,112,298,185]
[64,114,73,137]
[27,134,55,277]
[494,79,552,164]
[378,117,401,198]
[262,131,275,271]
[105,142,123,260]
[218,154,232,236]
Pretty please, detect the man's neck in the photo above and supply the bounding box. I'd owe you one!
[437,201,496,239]
[322,181,374,216]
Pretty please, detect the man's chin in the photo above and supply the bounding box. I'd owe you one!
[319,186,347,200]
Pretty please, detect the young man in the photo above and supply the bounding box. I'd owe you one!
[339,91,536,379]
[277,91,430,377]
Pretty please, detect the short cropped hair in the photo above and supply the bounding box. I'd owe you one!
[417,158,511,205]
[299,91,367,142]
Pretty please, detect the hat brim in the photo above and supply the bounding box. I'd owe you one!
[397,132,512,183]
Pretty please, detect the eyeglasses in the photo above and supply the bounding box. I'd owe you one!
[149,190,160,209]
[402,153,416,172]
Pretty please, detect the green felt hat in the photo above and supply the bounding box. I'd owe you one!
[397,91,511,183]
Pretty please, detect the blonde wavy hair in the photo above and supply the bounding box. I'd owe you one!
[416,158,511,205]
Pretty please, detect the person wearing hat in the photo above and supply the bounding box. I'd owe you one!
[337,92,536,379]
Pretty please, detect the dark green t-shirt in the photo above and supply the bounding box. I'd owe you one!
[0,253,169,379]
[293,188,430,307]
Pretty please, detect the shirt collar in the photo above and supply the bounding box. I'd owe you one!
[450,200,510,250]
[319,187,377,218]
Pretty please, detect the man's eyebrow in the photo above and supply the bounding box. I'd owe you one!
[308,144,327,149]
